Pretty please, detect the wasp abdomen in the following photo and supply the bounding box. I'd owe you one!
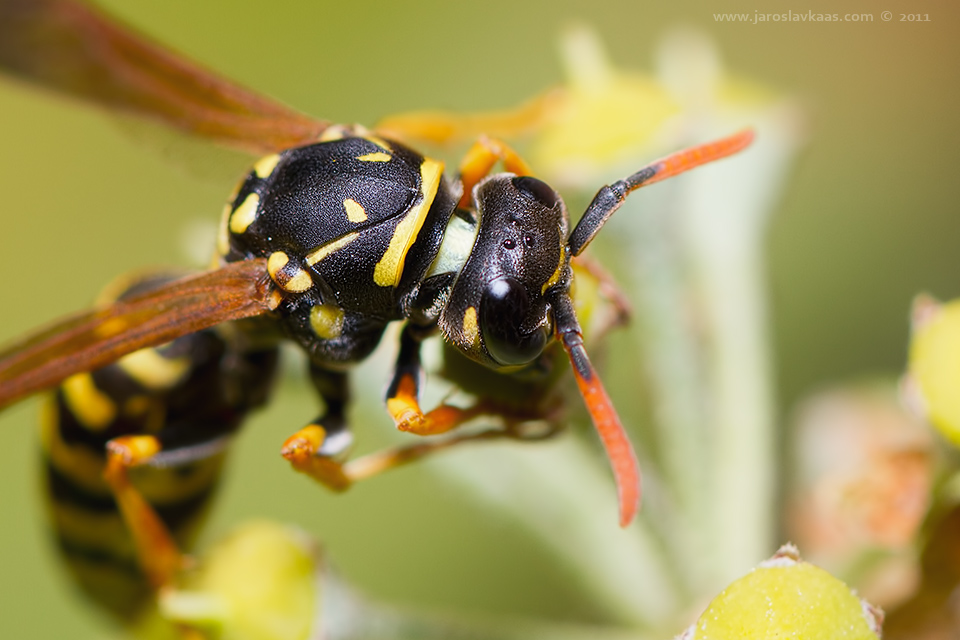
[40,274,278,618]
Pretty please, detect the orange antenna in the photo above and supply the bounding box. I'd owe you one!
[550,292,640,526]
[569,129,755,255]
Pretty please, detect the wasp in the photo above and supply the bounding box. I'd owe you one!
[0,0,752,620]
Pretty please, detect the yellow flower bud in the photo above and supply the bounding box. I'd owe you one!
[682,545,882,640]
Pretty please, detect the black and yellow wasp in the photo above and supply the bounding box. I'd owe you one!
[0,0,752,621]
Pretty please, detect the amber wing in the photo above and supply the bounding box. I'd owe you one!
[0,259,273,410]
[0,0,330,154]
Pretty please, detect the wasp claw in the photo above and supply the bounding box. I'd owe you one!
[395,411,427,433]
[281,425,326,462]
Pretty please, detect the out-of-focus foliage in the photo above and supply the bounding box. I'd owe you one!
[786,384,934,608]
[908,297,960,447]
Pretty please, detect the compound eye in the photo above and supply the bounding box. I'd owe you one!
[512,176,560,209]
[480,277,548,366]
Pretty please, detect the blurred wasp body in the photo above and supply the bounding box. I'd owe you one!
[0,0,751,619]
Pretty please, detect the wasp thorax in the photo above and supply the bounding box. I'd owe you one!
[439,174,570,369]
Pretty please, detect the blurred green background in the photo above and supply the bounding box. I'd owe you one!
[0,0,957,637]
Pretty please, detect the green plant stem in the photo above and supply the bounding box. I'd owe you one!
[678,112,799,585]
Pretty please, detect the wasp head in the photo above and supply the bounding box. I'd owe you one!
[439,174,571,370]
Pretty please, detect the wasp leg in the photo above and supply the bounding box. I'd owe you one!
[345,413,562,481]
[281,365,355,491]
[384,323,490,436]
[374,89,561,147]
[102,435,184,591]
[571,254,632,332]
[456,136,535,208]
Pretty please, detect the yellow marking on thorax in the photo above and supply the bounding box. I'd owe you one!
[356,151,391,162]
[282,269,313,293]
[305,232,359,266]
[318,125,352,142]
[217,201,232,256]
[360,133,393,151]
[310,302,345,339]
[462,306,479,345]
[253,153,281,178]
[267,251,290,277]
[116,349,190,391]
[218,174,248,256]
[343,198,368,223]
[268,251,313,293]
[373,158,445,287]
[62,373,116,431]
[229,192,260,234]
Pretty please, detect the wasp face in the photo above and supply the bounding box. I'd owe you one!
[440,174,570,369]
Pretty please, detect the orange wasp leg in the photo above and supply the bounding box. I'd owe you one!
[383,323,495,438]
[282,365,547,489]
[570,254,633,334]
[386,373,491,437]
[457,136,535,208]
[282,406,551,489]
[281,321,563,488]
[374,89,562,147]
[281,424,353,491]
[344,416,562,482]
[281,364,355,492]
[102,435,184,591]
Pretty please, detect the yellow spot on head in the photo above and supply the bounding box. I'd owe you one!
[309,303,345,340]
[343,198,368,223]
[374,158,444,287]
[229,192,260,235]
[253,153,281,178]
[356,151,391,163]
[541,244,567,294]
[305,232,359,266]
[463,306,479,344]
[62,373,116,431]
